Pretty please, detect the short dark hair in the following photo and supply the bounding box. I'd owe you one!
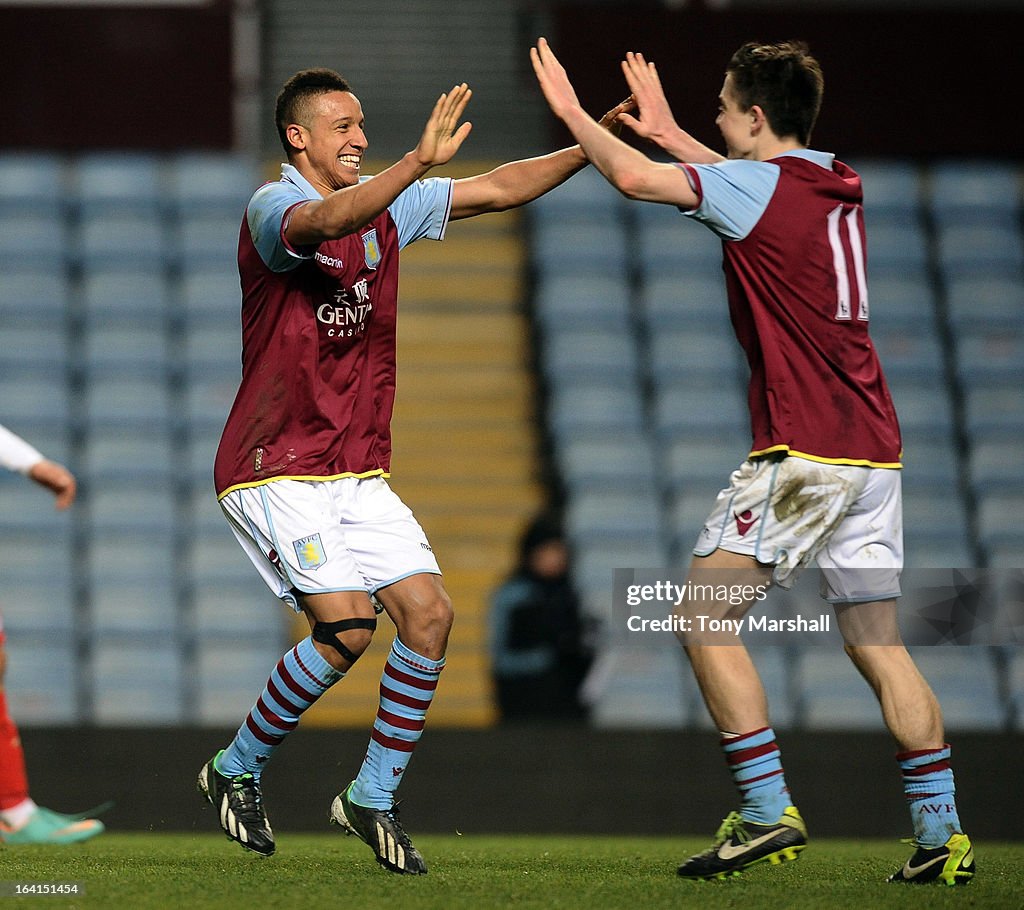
[275,68,352,156]
[726,41,824,146]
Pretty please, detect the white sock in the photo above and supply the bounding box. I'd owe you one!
[0,796,37,829]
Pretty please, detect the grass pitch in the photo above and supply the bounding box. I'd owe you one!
[0,834,1020,909]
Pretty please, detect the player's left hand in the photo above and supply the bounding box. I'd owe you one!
[598,96,636,137]
[28,459,77,510]
[530,37,584,123]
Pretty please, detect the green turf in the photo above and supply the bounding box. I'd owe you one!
[0,834,1019,909]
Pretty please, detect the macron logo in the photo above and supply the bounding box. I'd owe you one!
[315,251,344,268]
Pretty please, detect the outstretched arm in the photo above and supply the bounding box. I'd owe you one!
[530,38,698,209]
[0,422,76,510]
[287,84,474,245]
[617,52,723,164]
[449,97,635,219]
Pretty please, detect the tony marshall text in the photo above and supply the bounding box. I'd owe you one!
[626,614,832,635]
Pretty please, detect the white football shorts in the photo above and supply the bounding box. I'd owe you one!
[694,455,903,603]
[219,476,441,612]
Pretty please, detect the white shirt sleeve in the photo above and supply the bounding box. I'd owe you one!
[0,423,44,474]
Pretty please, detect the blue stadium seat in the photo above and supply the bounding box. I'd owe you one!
[646,328,745,383]
[79,431,175,484]
[867,274,938,329]
[934,222,1024,279]
[546,379,646,439]
[652,378,748,438]
[175,210,244,271]
[557,433,658,491]
[75,210,169,269]
[541,329,640,384]
[968,437,1022,492]
[82,375,173,431]
[194,639,286,725]
[928,160,1022,220]
[530,165,627,223]
[179,266,242,321]
[663,431,753,491]
[0,210,68,267]
[85,480,177,535]
[573,537,670,620]
[963,385,1024,437]
[872,324,945,381]
[167,152,262,214]
[635,219,726,280]
[589,644,696,729]
[0,325,71,376]
[886,377,955,436]
[865,221,930,275]
[71,152,167,214]
[567,488,663,544]
[533,273,633,333]
[0,152,67,209]
[955,327,1024,387]
[532,217,629,278]
[182,318,244,380]
[945,275,1024,331]
[0,268,71,324]
[639,273,731,333]
[90,577,178,636]
[796,650,885,730]
[975,490,1024,555]
[3,638,79,724]
[0,378,72,427]
[91,642,183,724]
[0,572,75,636]
[899,428,961,490]
[851,159,924,219]
[908,647,1007,730]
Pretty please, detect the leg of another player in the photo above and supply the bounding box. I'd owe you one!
[348,573,452,809]
[677,549,773,734]
[838,600,942,751]
[840,602,968,862]
[0,641,104,845]
[674,550,806,879]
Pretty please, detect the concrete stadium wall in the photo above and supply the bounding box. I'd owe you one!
[22,726,1020,840]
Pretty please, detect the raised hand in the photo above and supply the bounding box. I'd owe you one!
[530,37,584,123]
[617,51,680,144]
[414,83,474,168]
[28,459,76,510]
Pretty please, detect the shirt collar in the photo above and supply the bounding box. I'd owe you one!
[775,148,835,170]
[280,162,322,199]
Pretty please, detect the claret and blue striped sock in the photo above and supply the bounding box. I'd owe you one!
[898,744,963,848]
[350,637,444,810]
[217,636,344,778]
[721,726,792,824]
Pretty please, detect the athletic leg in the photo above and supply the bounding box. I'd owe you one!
[838,602,972,883]
[330,573,451,874]
[675,550,806,879]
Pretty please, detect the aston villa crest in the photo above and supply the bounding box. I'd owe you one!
[362,228,381,269]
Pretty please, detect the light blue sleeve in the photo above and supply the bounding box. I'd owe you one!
[388,177,453,250]
[246,181,314,273]
[683,159,781,241]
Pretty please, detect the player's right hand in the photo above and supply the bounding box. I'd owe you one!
[414,83,473,168]
[28,459,77,510]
